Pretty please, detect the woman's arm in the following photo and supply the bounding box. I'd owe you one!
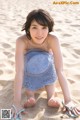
[49,35,72,103]
[14,37,26,106]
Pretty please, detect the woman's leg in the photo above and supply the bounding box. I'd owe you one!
[45,83,61,107]
[23,89,36,108]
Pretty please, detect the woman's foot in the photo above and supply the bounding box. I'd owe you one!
[23,97,36,108]
[48,97,61,108]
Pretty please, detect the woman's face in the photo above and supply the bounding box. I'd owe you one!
[29,20,49,44]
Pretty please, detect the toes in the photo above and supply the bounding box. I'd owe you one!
[48,98,60,107]
[24,100,29,107]
[23,97,36,108]
[29,97,35,103]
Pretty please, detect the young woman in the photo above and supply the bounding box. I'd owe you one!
[13,9,80,119]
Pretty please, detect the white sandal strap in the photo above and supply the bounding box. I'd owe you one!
[11,105,17,113]
[11,104,25,119]
[65,101,75,109]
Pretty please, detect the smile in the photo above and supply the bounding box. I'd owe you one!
[35,37,43,40]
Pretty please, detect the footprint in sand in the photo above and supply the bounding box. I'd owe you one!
[65,19,72,23]
[56,20,62,23]
[61,43,70,47]
[62,33,72,37]
[70,24,80,28]
[74,49,80,55]
[3,51,14,58]
[55,28,62,32]
[75,18,80,21]
[72,53,79,58]
[2,43,11,48]
[68,79,75,84]
[8,60,14,66]
[0,70,3,75]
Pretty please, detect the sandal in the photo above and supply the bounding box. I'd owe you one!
[62,101,80,118]
[11,105,26,120]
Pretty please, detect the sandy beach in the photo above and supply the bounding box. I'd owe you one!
[0,0,80,119]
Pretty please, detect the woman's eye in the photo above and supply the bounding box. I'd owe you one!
[42,26,47,29]
[32,27,37,29]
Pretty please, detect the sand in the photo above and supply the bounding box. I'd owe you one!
[0,0,80,119]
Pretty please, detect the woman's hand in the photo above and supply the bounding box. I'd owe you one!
[62,101,80,118]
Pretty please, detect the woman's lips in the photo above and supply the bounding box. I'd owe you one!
[35,37,43,40]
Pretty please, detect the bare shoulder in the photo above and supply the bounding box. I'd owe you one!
[47,34,59,47]
[16,35,27,43]
[16,35,28,49]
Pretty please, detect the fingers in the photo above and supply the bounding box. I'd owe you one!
[62,101,80,118]
[72,108,78,117]
[68,110,76,118]
[76,107,80,112]
[72,107,80,116]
